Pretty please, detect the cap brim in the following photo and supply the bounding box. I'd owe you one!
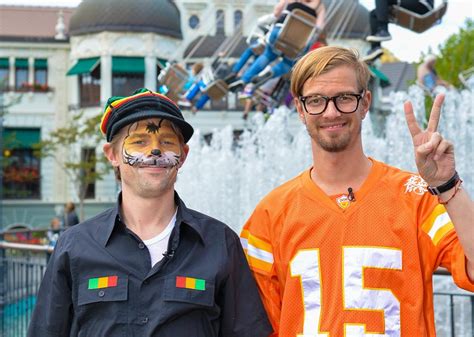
[109,110,194,143]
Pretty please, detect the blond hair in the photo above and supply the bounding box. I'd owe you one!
[290,46,371,97]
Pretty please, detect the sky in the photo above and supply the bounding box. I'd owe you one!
[0,0,472,63]
[359,0,473,61]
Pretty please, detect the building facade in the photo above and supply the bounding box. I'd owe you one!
[0,0,370,229]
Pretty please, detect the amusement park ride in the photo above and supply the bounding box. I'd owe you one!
[157,0,448,115]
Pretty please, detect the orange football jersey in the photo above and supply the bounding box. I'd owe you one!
[241,159,473,337]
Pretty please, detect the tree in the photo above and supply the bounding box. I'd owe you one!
[415,19,473,121]
[436,18,473,88]
[34,110,112,220]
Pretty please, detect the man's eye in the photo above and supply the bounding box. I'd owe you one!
[308,97,324,105]
[338,95,354,102]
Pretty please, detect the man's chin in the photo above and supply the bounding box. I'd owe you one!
[138,182,175,198]
[320,143,349,153]
[316,137,350,153]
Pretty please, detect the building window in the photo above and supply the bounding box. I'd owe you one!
[112,73,144,97]
[66,57,101,107]
[0,58,8,91]
[79,66,101,107]
[34,58,48,91]
[0,67,8,91]
[15,58,28,91]
[234,10,243,30]
[2,128,41,200]
[81,147,96,199]
[189,14,200,29]
[156,58,167,90]
[216,9,225,35]
[112,57,145,97]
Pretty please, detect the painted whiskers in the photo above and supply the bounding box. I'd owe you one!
[123,150,180,168]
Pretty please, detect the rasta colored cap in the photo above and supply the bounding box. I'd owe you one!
[100,88,194,143]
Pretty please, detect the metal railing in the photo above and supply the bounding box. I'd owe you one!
[0,240,52,337]
[435,291,474,337]
[0,234,473,337]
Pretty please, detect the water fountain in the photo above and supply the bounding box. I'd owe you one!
[177,85,472,230]
[176,84,473,336]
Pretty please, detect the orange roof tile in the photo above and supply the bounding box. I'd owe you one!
[0,5,75,38]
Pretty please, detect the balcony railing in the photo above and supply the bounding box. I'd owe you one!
[0,84,54,94]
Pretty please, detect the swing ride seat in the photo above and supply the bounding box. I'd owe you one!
[159,63,189,102]
[253,88,277,108]
[273,6,317,60]
[390,1,447,33]
[270,76,291,105]
[203,79,229,101]
[252,75,291,109]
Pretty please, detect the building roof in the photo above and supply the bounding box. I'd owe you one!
[69,0,182,39]
[184,34,248,59]
[0,5,74,40]
[380,62,417,95]
[323,0,370,39]
[184,0,370,59]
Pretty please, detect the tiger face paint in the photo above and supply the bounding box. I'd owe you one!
[122,118,182,169]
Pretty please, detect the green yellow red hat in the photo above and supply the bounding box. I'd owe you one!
[100,88,194,143]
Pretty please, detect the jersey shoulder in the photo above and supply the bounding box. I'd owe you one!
[376,161,429,199]
[258,171,307,209]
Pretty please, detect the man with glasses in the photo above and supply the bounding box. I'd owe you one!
[240,46,473,336]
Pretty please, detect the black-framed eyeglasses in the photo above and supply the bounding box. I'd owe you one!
[299,91,365,115]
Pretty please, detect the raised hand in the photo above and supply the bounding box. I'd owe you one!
[403,93,456,187]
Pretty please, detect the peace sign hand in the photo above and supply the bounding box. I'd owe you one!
[404,93,456,187]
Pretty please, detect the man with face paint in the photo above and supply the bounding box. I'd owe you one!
[28,88,272,337]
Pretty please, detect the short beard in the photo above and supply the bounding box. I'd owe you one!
[314,132,351,152]
[307,123,361,153]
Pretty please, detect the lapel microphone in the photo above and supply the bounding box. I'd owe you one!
[348,187,356,201]
[163,250,175,259]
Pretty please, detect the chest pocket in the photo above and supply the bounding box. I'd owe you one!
[78,274,128,306]
[163,276,215,307]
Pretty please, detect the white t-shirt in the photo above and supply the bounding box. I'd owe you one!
[143,210,177,267]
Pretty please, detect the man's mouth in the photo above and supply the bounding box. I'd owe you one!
[320,122,346,130]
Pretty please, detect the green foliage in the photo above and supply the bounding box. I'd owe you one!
[436,18,474,88]
[416,19,473,119]
[34,110,112,219]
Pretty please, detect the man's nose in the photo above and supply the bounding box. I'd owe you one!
[322,99,341,118]
[150,136,162,156]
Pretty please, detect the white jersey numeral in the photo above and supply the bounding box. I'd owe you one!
[290,249,329,337]
[290,247,402,336]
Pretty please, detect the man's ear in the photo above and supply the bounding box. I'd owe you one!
[103,142,120,167]
[361,90,372,120]
[178,144,190,168]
